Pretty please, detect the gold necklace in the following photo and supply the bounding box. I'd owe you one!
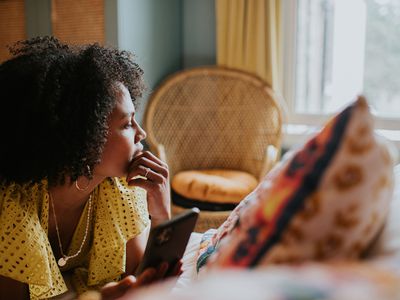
[49,191,93,267]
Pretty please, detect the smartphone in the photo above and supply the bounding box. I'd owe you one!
[135,207,200,276]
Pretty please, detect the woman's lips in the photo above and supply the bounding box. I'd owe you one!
[131,145,144,161]
[131,153,141,162]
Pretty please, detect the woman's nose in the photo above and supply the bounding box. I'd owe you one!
[135,123,147,143]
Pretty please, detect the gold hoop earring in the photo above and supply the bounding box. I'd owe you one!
[75,165,91,191]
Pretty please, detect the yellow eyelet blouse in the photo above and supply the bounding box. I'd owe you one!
[0,177,150,299]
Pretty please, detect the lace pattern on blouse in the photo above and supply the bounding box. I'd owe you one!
[0,177,149,299]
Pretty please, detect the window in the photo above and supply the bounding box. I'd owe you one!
[282,0,400,148]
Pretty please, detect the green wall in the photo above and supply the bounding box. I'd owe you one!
[25,0,51,37]
[114,0,216,122]
[24,0,217,122]
[183,0,216,68]
[114,0,183,123]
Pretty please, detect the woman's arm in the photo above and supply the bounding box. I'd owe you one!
[100,226,157,300]
[124,224,150,276]
[101,221,181,300]
[0,275,29,300]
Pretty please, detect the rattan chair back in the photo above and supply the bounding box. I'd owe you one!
[143,67,283,180]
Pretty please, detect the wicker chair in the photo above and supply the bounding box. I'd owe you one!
[143,67,283,232]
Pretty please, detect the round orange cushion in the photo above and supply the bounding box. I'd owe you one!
[171,169,258,204]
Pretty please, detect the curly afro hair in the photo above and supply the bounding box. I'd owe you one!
[0,36,145,186]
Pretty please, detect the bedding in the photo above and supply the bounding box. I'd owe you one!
[126,260,400,300]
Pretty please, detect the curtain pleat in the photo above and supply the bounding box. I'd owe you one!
[216,0,281,92]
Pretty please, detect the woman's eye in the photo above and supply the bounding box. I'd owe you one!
[124,123,133,129]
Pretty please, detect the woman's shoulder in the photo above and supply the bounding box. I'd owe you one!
[0,180,65,297]
[95,177,149,231]
[99,177,146,200]
[87,178,150,285]
[0,180,47,213]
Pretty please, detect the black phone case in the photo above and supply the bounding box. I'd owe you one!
[136,207,199,276]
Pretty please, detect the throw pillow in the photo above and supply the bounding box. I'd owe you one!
[198,96,395,270]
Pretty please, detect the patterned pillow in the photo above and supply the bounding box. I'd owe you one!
[365,164,400,259]
[197,96,395,270]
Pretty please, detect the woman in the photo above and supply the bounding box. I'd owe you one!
[0,36,174,299]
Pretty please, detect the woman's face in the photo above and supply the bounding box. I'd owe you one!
[94,83,146,178]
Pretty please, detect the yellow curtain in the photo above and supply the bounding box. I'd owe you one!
[216,0,281,92]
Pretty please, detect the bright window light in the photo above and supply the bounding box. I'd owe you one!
[295,0,400,118]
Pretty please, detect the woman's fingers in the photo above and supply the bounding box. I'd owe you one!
[101,275,137,300]
[136,267,157,285]
[136,263,170,283]
[132,151,168,169]
[140,150,168,168]
[154,262,169,280]
[100,269,163,300]
[127,165,164,185]
[127,152,169,184]
[129,156,168,177]
[168,260,183,277]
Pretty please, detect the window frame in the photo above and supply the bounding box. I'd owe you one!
[281,0,400,149]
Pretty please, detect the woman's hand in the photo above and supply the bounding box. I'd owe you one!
[100,275,138,300]
[100,261,182,300]
[126,151,171,225]
[101,267,157,300]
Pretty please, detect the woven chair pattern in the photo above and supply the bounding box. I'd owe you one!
[144,67,282,180]
[171,204,231,233]
[143,67,283,232]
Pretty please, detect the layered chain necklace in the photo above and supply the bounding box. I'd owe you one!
[49,191,93,267]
